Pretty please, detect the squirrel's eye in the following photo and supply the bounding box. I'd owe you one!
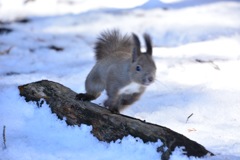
[136,65,141,71]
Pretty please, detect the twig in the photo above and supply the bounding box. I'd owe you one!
[188,128,197,132]
[186,113,193,123]
[0,46,13,55]
[3,125,6,149]
[24,0,35,4]
[195,59,220,70]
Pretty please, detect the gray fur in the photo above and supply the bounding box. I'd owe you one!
[77,29,156,113]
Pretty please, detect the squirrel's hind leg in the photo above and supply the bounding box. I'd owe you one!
[76,67,104,101]
[121,93,141,106]
[115,93,142,111]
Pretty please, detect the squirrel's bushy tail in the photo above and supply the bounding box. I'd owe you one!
[94,29,132,60]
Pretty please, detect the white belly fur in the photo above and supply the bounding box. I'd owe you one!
[119,82,142,95]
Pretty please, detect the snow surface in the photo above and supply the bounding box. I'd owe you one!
[1,0,240,159]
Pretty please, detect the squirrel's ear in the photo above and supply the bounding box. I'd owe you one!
[143,33,152,56]
[132,47,138,62]
[132,33,141,62]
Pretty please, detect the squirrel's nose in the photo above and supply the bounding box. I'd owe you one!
[148,76,154,83]
[143,76,154,85]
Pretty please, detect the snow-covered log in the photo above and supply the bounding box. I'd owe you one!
[18,80,213,160]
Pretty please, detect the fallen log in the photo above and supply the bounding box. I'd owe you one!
[18,80,213,160]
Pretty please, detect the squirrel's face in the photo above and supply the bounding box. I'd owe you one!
[130,33,156,86]
[130,54,156,86]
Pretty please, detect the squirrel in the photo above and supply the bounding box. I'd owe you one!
[76,29,156,113]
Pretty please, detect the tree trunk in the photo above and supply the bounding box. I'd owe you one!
[18,80,213,160]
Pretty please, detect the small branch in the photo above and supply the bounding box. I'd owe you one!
[0,46,13,55]
[48,45,64,52]
[2,125,6,150]
[186,113,194,123]
[195,59,220,70]
[24,0,35,4]
[188,128,197,132]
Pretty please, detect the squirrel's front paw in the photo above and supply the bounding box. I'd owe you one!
[104,100,120,114]
[76,93,95,101]
[109,108,120,114]
[75,93,86,101]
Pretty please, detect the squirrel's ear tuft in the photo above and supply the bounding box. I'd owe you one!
[132,33,141,62]
[132,33,141,51]
[143,33,152,56]
[132,47,138,62]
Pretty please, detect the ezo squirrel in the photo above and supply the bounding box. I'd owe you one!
[76,29,156,113]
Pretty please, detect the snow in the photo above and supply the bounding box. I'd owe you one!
[0,0,240,159]
[0,87,162,160]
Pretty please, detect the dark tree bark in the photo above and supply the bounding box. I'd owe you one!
[18,80,213,160]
